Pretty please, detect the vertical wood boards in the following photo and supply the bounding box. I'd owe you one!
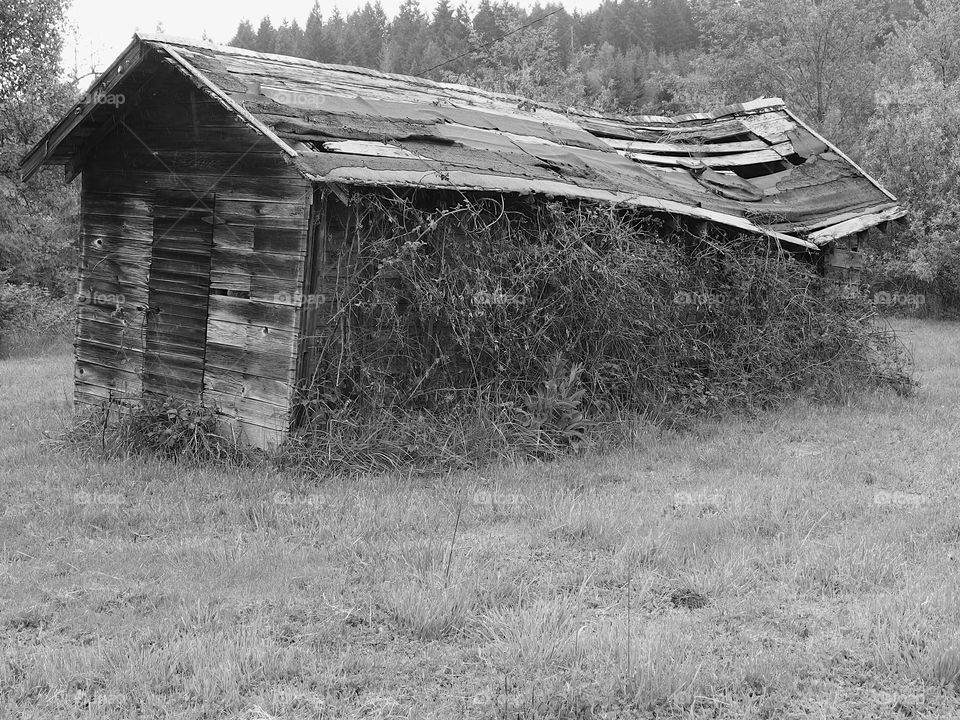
[142,192,214,400]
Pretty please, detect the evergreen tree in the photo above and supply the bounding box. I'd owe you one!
[342,2,387,69]
[382,0,428,74]
[423,0,472,76]
[275,20,304,57]
[255,18,278,54]
[650,0,694,53]
[325,10,347,64]
[300,3,325,62]
[473,0,506,46]
[229,20,258,50]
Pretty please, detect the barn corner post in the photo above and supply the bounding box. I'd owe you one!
[292,184,361,423]
[291,184,323,428]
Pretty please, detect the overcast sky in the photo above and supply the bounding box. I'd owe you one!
[63,0,604,82]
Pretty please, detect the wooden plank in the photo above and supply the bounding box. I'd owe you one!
[205,339,296,382]
[75,360,142,394]
[145,317,208,344]
[203,364,291,407]
[77,304,144,329]
[217,198,307,224]
[322,140,422,159]
[76,383,114,403]
[76,333,144,359]
[83,194,152,216]
[83,213,154,238]
[81,242,152,266]
[213,223,311,257]
[207,295,298,329]
[76,342,142,374]
[212,223,254,252]
[93,147,293,176]
[626,148,783,168]
[83,169,311,203]
[205,318,246,347]
[792,203,900,233]
[807,205,906,245]
[824,247,864,270]
[209,272,251,293]
[739,112,795,145]
[237,420,286,450]
[146,277,210,300]
[78,276,149,304]
[603,138,768,154]
[142,368,205,398]
[210,245,303,280]
[91,121,281,151]
[144,291,209,318]
[76,315,141,345]
[254,225,308,256]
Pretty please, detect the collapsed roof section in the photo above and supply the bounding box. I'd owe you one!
[21,33,905,251]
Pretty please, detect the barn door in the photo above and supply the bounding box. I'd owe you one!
[143,192,215,401]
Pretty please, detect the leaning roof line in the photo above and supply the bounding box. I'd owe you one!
[19,33,903,250]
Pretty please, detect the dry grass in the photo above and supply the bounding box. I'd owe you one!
[1,319,959,718]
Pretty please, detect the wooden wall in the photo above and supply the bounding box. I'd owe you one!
[297,192,359,391]
[77,66,311,448]
[823,231,867,290]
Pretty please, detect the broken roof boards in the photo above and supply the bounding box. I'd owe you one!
[22,33,904,250]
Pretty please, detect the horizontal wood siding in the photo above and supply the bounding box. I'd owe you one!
[76,65,310,448]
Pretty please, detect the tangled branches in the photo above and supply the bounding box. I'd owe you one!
[286,192,911,473]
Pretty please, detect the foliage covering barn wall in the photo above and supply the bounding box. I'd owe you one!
[286,192,909,472]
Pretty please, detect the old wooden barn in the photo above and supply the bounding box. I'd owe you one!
[21,34,904,448]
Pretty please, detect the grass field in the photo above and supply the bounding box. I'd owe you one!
[1,319,959,719]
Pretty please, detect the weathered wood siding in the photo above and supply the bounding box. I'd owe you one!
[77,66,311,447]
[823,231,866,290]
[297,193,359,389]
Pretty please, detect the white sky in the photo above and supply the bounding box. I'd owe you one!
[63,0,604,83]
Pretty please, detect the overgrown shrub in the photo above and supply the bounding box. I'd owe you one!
[67,396,250,464]
[0,281,73,357]
[284,193,911,474]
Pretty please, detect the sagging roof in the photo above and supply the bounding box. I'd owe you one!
[21,33,905,250]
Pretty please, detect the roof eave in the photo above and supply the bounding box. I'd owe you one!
[19,37,146,182]
[808,205,907,246]
[308,165,820,251]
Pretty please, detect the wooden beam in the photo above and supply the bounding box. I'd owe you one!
[626,148,783,168]
[603,138,769,154]
[808,205,907,245]
[20,39,144,182]
[310,163,820,250]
